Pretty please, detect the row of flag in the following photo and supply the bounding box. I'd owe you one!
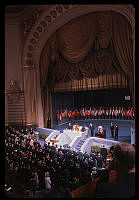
[56,106,135,121]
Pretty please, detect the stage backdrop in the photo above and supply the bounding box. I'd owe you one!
[52,87,132,125]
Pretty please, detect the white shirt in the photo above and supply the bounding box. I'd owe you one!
[45,176,51,189]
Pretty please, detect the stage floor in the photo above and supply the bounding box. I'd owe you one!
[53,119,135,144]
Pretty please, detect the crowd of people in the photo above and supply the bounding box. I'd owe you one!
[56,105,135,124]
[4,126,135,198]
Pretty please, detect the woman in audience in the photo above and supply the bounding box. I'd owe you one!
[44,171,52,190]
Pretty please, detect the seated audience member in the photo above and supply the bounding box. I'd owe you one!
[94,142,135,198]
[72,142,135,198]
[44,171,51,190]
[29,128,34,135]
[101,145,108,161]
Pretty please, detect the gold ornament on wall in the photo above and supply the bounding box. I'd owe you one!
[7,79,22,103]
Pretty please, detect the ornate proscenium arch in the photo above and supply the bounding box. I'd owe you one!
[21,4,135,127]
[21,4,135,67]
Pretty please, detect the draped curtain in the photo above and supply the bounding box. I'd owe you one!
[39,11,134,127]
[57,13,97,63]
[112,12,134,102]
[23,67,38,125]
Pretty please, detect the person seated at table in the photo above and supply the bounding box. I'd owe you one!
[68,122,72,130]
[74,123,79,131]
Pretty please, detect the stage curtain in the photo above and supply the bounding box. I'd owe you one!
[40,39,56,127]
[40,41,50,89]
[40,11,134,88]
[97,11,112,49]
[112,12,134,102]
[39,11,134,126]
[57,12,97,63]
[23,67,38,125]
[53,73,128,92]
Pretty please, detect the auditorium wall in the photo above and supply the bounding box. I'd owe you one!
[5,19,24,125]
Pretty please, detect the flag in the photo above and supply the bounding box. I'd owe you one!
[91,107,94,117]
[99,107,102,116]
[68,111,72,118]
[95,109,98,116]
[109,107,112,115]
[85,109,89,117]
[115,107,118,116]
[83,108,85,116]
[106,108,109,115]
[65,109,67,118]
[126,108,130,118]
[118,107,121,116]
[59,113,62,121]
[62,111,65,119]
[57,112,60,120]
[90,107,92,116]
[112,107,115,116]
[103,107,105,115]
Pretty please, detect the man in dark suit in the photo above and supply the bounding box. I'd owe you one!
[89,122,95,137]
[47,117,51,128]
[81,125,86,132]
[77,149,84,162]
[115,123,118,139]
[68,122,72,130]
[101,145,108,161]
[110,122,114,138]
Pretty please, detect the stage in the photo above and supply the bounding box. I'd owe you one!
[36,119,135,151]
[53,119,135,143]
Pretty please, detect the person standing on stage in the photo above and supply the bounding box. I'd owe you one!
[68,122,72,130]
[115,123,118,139]
[110,122,114,138]
[89,122,95,137]
[47,117,51,129]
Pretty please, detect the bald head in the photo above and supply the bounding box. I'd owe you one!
[113,142,135,171]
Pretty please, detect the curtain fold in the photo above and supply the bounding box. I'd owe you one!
[57,13,97,63]
[112,12,133,76]
[97,11,112,48]
[112,12,134,102]
[24,68,38,125]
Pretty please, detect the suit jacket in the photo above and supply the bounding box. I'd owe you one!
[101,147,108,159]
[110,124,114,131]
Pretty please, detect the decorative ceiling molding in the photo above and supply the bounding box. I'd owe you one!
[20,4,134,67]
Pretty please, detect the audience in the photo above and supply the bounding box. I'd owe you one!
[5,126,135,198]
